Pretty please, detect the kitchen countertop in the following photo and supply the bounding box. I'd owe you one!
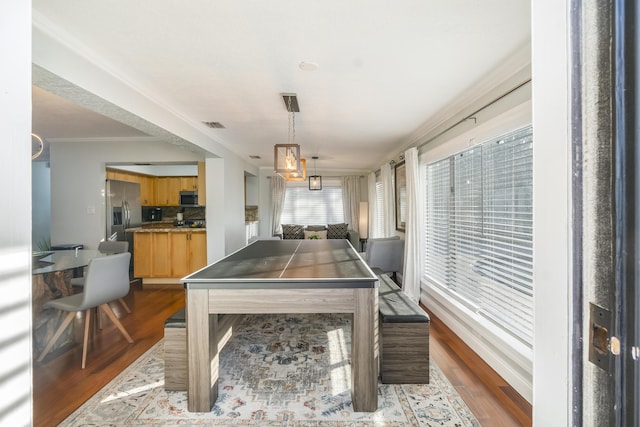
[127,225,206,232]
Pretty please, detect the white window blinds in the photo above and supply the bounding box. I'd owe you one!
[424,125,533,344]
[281,178,345,225]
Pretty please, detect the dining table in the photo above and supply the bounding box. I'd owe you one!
[182,239,379,413]
[32,249,106,357]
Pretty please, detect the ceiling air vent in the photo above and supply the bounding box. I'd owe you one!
[203,121,225,129]
[282,93,300,112]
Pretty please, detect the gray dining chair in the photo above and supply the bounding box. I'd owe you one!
[363,237,405,283]
[37,252,135,368]
[71,240,132,313]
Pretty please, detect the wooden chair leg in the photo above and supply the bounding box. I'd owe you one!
[118,297,132,313]
[96,307,103,330]
[100,303,134,343]
[82,309,91,369]
[37,312,76,363]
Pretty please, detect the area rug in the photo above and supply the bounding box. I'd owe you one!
[61,313,479,426]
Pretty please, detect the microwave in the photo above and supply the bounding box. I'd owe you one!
[179,191,198,206]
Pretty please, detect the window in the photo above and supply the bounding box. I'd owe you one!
[424,125,533,344]
[281,178,344,225]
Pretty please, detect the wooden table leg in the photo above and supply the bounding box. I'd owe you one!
[186,289,219,412]
[351,287,378,412]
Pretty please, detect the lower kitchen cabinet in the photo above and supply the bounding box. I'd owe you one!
[170,231,207,278]
[133,232,153,277]
[133,230,207,285]
[188,231,207,272]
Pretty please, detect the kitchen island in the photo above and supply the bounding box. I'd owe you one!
[129,224,207,287]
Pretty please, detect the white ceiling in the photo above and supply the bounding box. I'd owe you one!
[31,0,531,172]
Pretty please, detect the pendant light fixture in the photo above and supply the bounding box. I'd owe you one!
[309,156,322,190]
[285,158,307,181]
[32,133,44,160]
[274,94,302,175]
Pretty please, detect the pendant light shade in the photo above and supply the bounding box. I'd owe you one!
[308,156,322,190]
[285,158,307,181]
[274,144,301,174]
[309,175,322,190]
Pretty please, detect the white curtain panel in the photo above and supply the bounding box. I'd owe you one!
[367,172,379,238]
[270,175,287,235]
[380,163,395,237]
[403,147,423,302]
[341,176,361,231]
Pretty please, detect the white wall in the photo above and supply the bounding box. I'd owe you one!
[32,161,51,249]
[258,169,274,237]
[244,173,259,206]
[532,0,570,425]
[50,139,202,249]
[224,155,254,253]
[0,1,32,425]
[205,158,225,262]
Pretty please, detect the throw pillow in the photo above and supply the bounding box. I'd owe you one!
[281,224,304,239]
[304,230,327,239]
[327,223,349,239]
[305,225,326,232]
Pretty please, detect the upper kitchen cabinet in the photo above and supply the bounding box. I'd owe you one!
[140,175,156,206]
[106,168,156,206]
[106,163,204,207]
[155,177,181,206]
[180,177,197,191]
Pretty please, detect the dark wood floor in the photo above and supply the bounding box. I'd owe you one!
[33,284,532,426]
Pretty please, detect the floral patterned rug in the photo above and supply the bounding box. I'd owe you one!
[61,313,479,426]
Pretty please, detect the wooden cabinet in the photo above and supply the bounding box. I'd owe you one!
[107,168,203,207]
[140,175,156,206]
[133,233,153,277]
[134,231,172,278]
[155,176,199,206]
[197,162,206,205]
[106,168,157,206]
[155,177,181,206]
[180,177,197,191]
[189,231,207,271]
[170,231,207,277]
[107,169,140,183]
[170,232,190,278]
[133,230,207,283]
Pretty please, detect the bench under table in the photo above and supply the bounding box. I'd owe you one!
[377,273,430,384]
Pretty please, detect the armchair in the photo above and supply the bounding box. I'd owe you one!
[363,236,404,282]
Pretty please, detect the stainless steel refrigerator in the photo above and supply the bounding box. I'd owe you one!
[106,179,141,269]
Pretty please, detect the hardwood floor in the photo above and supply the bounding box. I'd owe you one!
[424,304,533,426]
[33,283,185,427]
[33,285,532,426]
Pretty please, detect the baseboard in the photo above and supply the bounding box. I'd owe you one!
[141,278,183,289]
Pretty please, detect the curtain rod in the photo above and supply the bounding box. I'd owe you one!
[416,78,531,151]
